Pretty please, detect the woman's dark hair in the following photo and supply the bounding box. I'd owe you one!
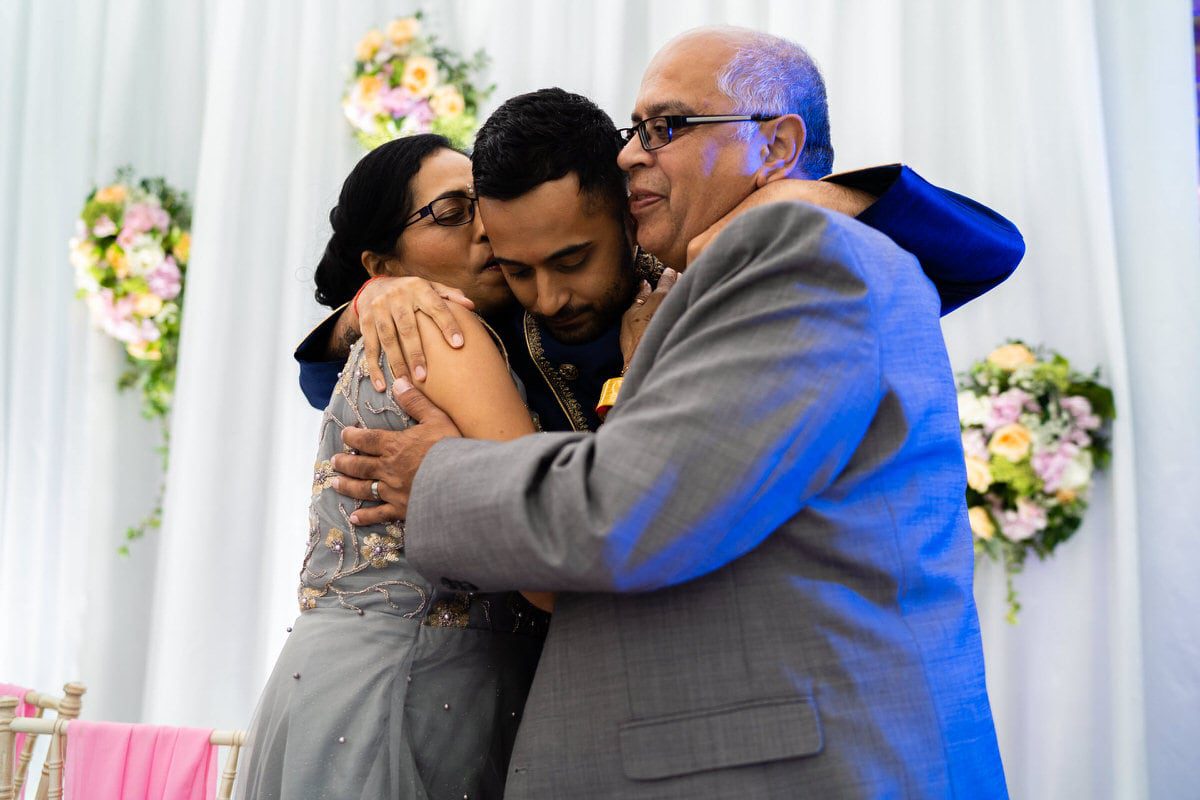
[314,133,456,308]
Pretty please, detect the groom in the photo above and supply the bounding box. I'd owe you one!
[331,26,1007,798]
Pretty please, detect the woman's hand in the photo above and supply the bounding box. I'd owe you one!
[357,276,476,391]
[619,267,678,372]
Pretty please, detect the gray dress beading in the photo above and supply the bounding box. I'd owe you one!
[237,340,548,800]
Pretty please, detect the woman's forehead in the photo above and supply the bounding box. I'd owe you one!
[413,149,472,197]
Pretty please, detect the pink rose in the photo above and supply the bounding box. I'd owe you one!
[92,290,140,342]
[1031,442,1079,493]
[92,216,117,238]
[961,429,988,461]
[407,98,435,125]
[1061,395,1102,431]
[1016,498,1048,530]
[985,388,1033,433]
[148,256,182,300]
[136,319,161,343]
[119,203,171,246]
[380,87,420,118]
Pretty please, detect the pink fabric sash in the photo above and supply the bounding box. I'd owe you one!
[0,683,35,800]
[63,720,217,800]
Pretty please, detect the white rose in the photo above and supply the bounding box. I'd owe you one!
[1058,450,1094,492]
[957,392,990,428]
[126,236,166,277]
[68,238,99,272]
[74,267,100,294]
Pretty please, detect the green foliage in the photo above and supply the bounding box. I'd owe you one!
[1029,355,1072,392]
[989,456,1043,498]
[431,113,480,150]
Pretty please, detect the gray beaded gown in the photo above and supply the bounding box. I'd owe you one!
[237,341,548,800]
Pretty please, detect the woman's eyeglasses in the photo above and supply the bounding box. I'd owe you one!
[402,194,477,230]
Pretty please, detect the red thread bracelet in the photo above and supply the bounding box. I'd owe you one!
[352,277,383,317]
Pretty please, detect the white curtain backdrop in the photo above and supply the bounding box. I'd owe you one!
[1,1,1196,797]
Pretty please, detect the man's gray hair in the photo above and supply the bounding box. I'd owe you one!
[716,31,834,178]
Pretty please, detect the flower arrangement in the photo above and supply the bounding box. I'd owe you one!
[69,168,191,553]
[343,13,493,151]
[958,342,1116,622]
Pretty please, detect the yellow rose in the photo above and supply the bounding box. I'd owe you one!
[126,340,162,361]
[968,507,996,540]
[134,293,163,317]
[173,232,191,263]
[105,244,129,279]
[401,56,439,97]
[355,29,385,62]
[1055,488,1078,505]
[965,456,993,493]
[95,184,127,204]
[386,17,420,47]
[357,74,386,102]
[987,343,1036,371]
[429,85,465,117]
[988,423,1033,462]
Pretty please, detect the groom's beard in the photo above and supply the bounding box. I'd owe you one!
[535,254,638,346]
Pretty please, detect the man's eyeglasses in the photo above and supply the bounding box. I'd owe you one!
[402,194,477,230]
[617,114,777,152]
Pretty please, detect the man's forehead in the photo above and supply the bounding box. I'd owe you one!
[630,99,695,122]
[479,183,605,263]
[632,51,727,119]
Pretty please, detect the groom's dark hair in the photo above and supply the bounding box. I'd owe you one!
[472,87,626,218]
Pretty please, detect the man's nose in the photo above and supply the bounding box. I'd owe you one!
[617,134,652,172]
[534,272,569,317]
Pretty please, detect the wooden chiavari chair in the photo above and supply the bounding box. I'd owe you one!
[0,713,245,800]
[0,681,85,800]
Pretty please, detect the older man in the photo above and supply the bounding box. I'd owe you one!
[330,27,1008,799]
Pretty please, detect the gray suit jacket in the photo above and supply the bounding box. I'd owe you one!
[406,203,1006,799]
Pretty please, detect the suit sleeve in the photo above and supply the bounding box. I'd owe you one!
[405,203,884,594]
[295,306,347,410]
[825,164,1025,315]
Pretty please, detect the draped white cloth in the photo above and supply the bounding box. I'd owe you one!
[1,1,1196,796]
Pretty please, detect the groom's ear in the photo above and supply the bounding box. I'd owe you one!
[754,114,806,187]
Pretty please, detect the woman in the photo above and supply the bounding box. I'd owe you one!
[238,135,551,800]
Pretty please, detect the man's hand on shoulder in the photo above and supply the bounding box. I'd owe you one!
[686,179,875,266]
